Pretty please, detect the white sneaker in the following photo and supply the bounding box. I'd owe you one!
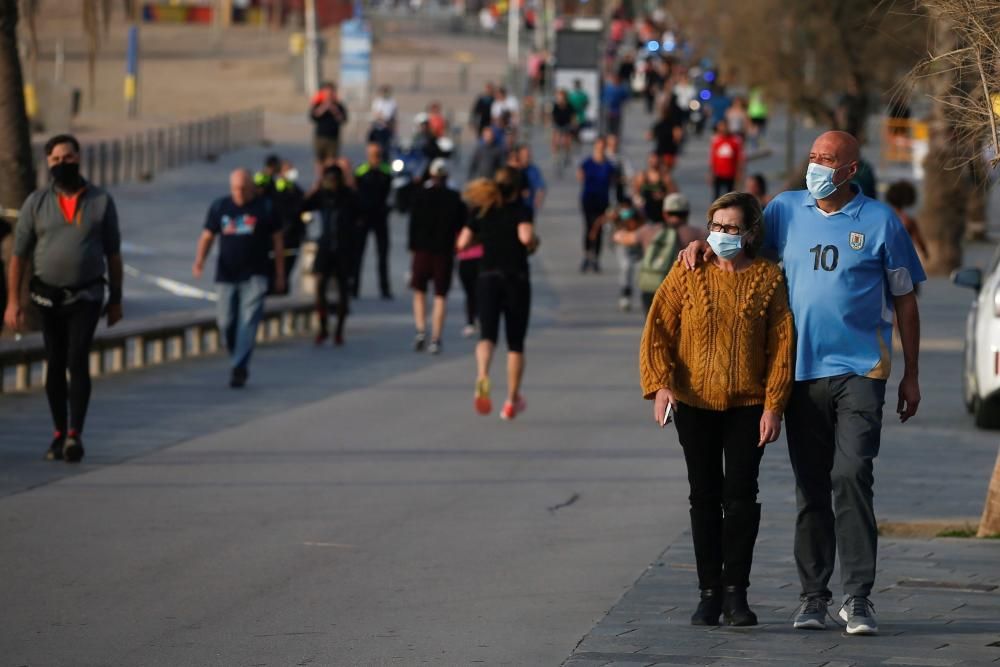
[838,596,878,635]
[618,297,632,312]
[461,324,476,338]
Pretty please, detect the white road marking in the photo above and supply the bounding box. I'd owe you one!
[124,264,218,301]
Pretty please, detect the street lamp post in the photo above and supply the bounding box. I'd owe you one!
[304,0,321,97]
[507,0,519,95]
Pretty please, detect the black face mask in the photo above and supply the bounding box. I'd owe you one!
[50,162,81,188]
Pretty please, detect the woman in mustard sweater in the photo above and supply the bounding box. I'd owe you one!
[639,191,795,627]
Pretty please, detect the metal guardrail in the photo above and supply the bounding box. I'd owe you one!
[0,298,318,393]
[30,108,266,190]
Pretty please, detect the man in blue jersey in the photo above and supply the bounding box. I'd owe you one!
[680,131,924,636]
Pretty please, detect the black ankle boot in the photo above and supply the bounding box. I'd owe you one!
[690,588,722,626]
[721,586,758,626]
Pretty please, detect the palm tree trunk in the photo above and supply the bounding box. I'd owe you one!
[979,450,1000,537]
[0,0,36,332]
[0,0,35,212]
[920,12,968,275]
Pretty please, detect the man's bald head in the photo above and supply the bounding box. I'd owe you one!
[812,131,860,164]
[230,168,255,206]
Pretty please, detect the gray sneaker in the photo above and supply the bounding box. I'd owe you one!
[839,596,878,635]
[793,595,830,630]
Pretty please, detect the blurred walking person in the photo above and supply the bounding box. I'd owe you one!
[458,167,539,420]
[302,164,359,346]
[310,82,349,174]
[470,82,496,137]
[578,136,619,273]
[409,159,466,354]
[353,143,395,299]
[369,85,398,156]
[194,169,284,387]
[709,120,744,199]
[256,156,305,294]
[468,126,505,181]
[5,134,124,462]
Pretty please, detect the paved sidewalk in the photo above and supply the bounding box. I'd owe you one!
[561,111,1000,667]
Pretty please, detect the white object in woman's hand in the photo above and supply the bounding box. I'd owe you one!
[759,410,782,447]
[654,388,677,428]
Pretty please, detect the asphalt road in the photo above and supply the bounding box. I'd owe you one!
[2,102,997,666]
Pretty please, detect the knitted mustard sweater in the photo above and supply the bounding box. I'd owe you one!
[639,258,795,414]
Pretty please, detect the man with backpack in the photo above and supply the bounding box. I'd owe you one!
[616,192,705,313]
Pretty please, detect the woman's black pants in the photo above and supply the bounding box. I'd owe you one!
[674,402,765,590]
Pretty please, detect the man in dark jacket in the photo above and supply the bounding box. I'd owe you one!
[353,143,394,299]
[408,159,466,355]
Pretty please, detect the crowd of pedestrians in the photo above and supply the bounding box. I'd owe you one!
[3,22,933,644]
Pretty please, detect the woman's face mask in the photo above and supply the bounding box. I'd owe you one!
[707,231,743,260]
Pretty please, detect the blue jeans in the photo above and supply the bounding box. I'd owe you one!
[216,275,268,372]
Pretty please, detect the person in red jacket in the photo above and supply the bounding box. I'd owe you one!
[709,120,744,199]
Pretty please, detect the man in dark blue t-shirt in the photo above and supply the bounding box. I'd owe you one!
[193,169,284,388]
[577,136,619,272]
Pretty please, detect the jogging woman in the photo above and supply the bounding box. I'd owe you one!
[577,136,618,273]
[632,153,675,224]
[551,89,576,169]
[457,167,539,420]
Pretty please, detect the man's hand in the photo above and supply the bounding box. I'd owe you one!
[3,303,23,333]
[653,388,677,428]
[897,373,920,422]
[106,303,123,327]
[759,409,781,447]
[679,239,714,269]
[192,261,204,279]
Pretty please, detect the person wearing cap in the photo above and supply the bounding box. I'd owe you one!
[408,158,466,355]
[615,191,706,312]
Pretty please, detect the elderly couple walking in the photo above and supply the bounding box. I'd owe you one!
[639,131,925,635]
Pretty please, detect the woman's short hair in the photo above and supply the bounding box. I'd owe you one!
[706,191,765,258]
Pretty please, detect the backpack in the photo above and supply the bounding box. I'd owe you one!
[638,226,679,294]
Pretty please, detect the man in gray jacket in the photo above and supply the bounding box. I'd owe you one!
[4,134,124,463]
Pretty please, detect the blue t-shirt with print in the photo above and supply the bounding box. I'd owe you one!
[204,195,278,283]
[762,187,926,381]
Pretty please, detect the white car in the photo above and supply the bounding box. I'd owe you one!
[953,246,1000,428]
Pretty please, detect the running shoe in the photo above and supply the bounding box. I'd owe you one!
[461,324,477,338]
[839,596,878,635]
[792,595,830,630]
[474,377,492,415]
[314,331,329,346]
[334,333,344,346]
[618,297,632,312]
[63,434,84,463]
[500,395,527,421]
[44,433,65,461]
[229,367,248,389]
[414,331,427,352]
[428,339,442,355]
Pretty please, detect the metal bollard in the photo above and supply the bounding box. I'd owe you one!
[123,135,133,183]
[112,140,122,185]
[98,142,108,186]
[411,63,422,92]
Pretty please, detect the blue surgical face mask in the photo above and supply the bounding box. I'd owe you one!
[707,231,743,260]
[806,162,849,200]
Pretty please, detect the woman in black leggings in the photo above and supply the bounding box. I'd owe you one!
[457,167,538,421]
[302,165,358,346]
